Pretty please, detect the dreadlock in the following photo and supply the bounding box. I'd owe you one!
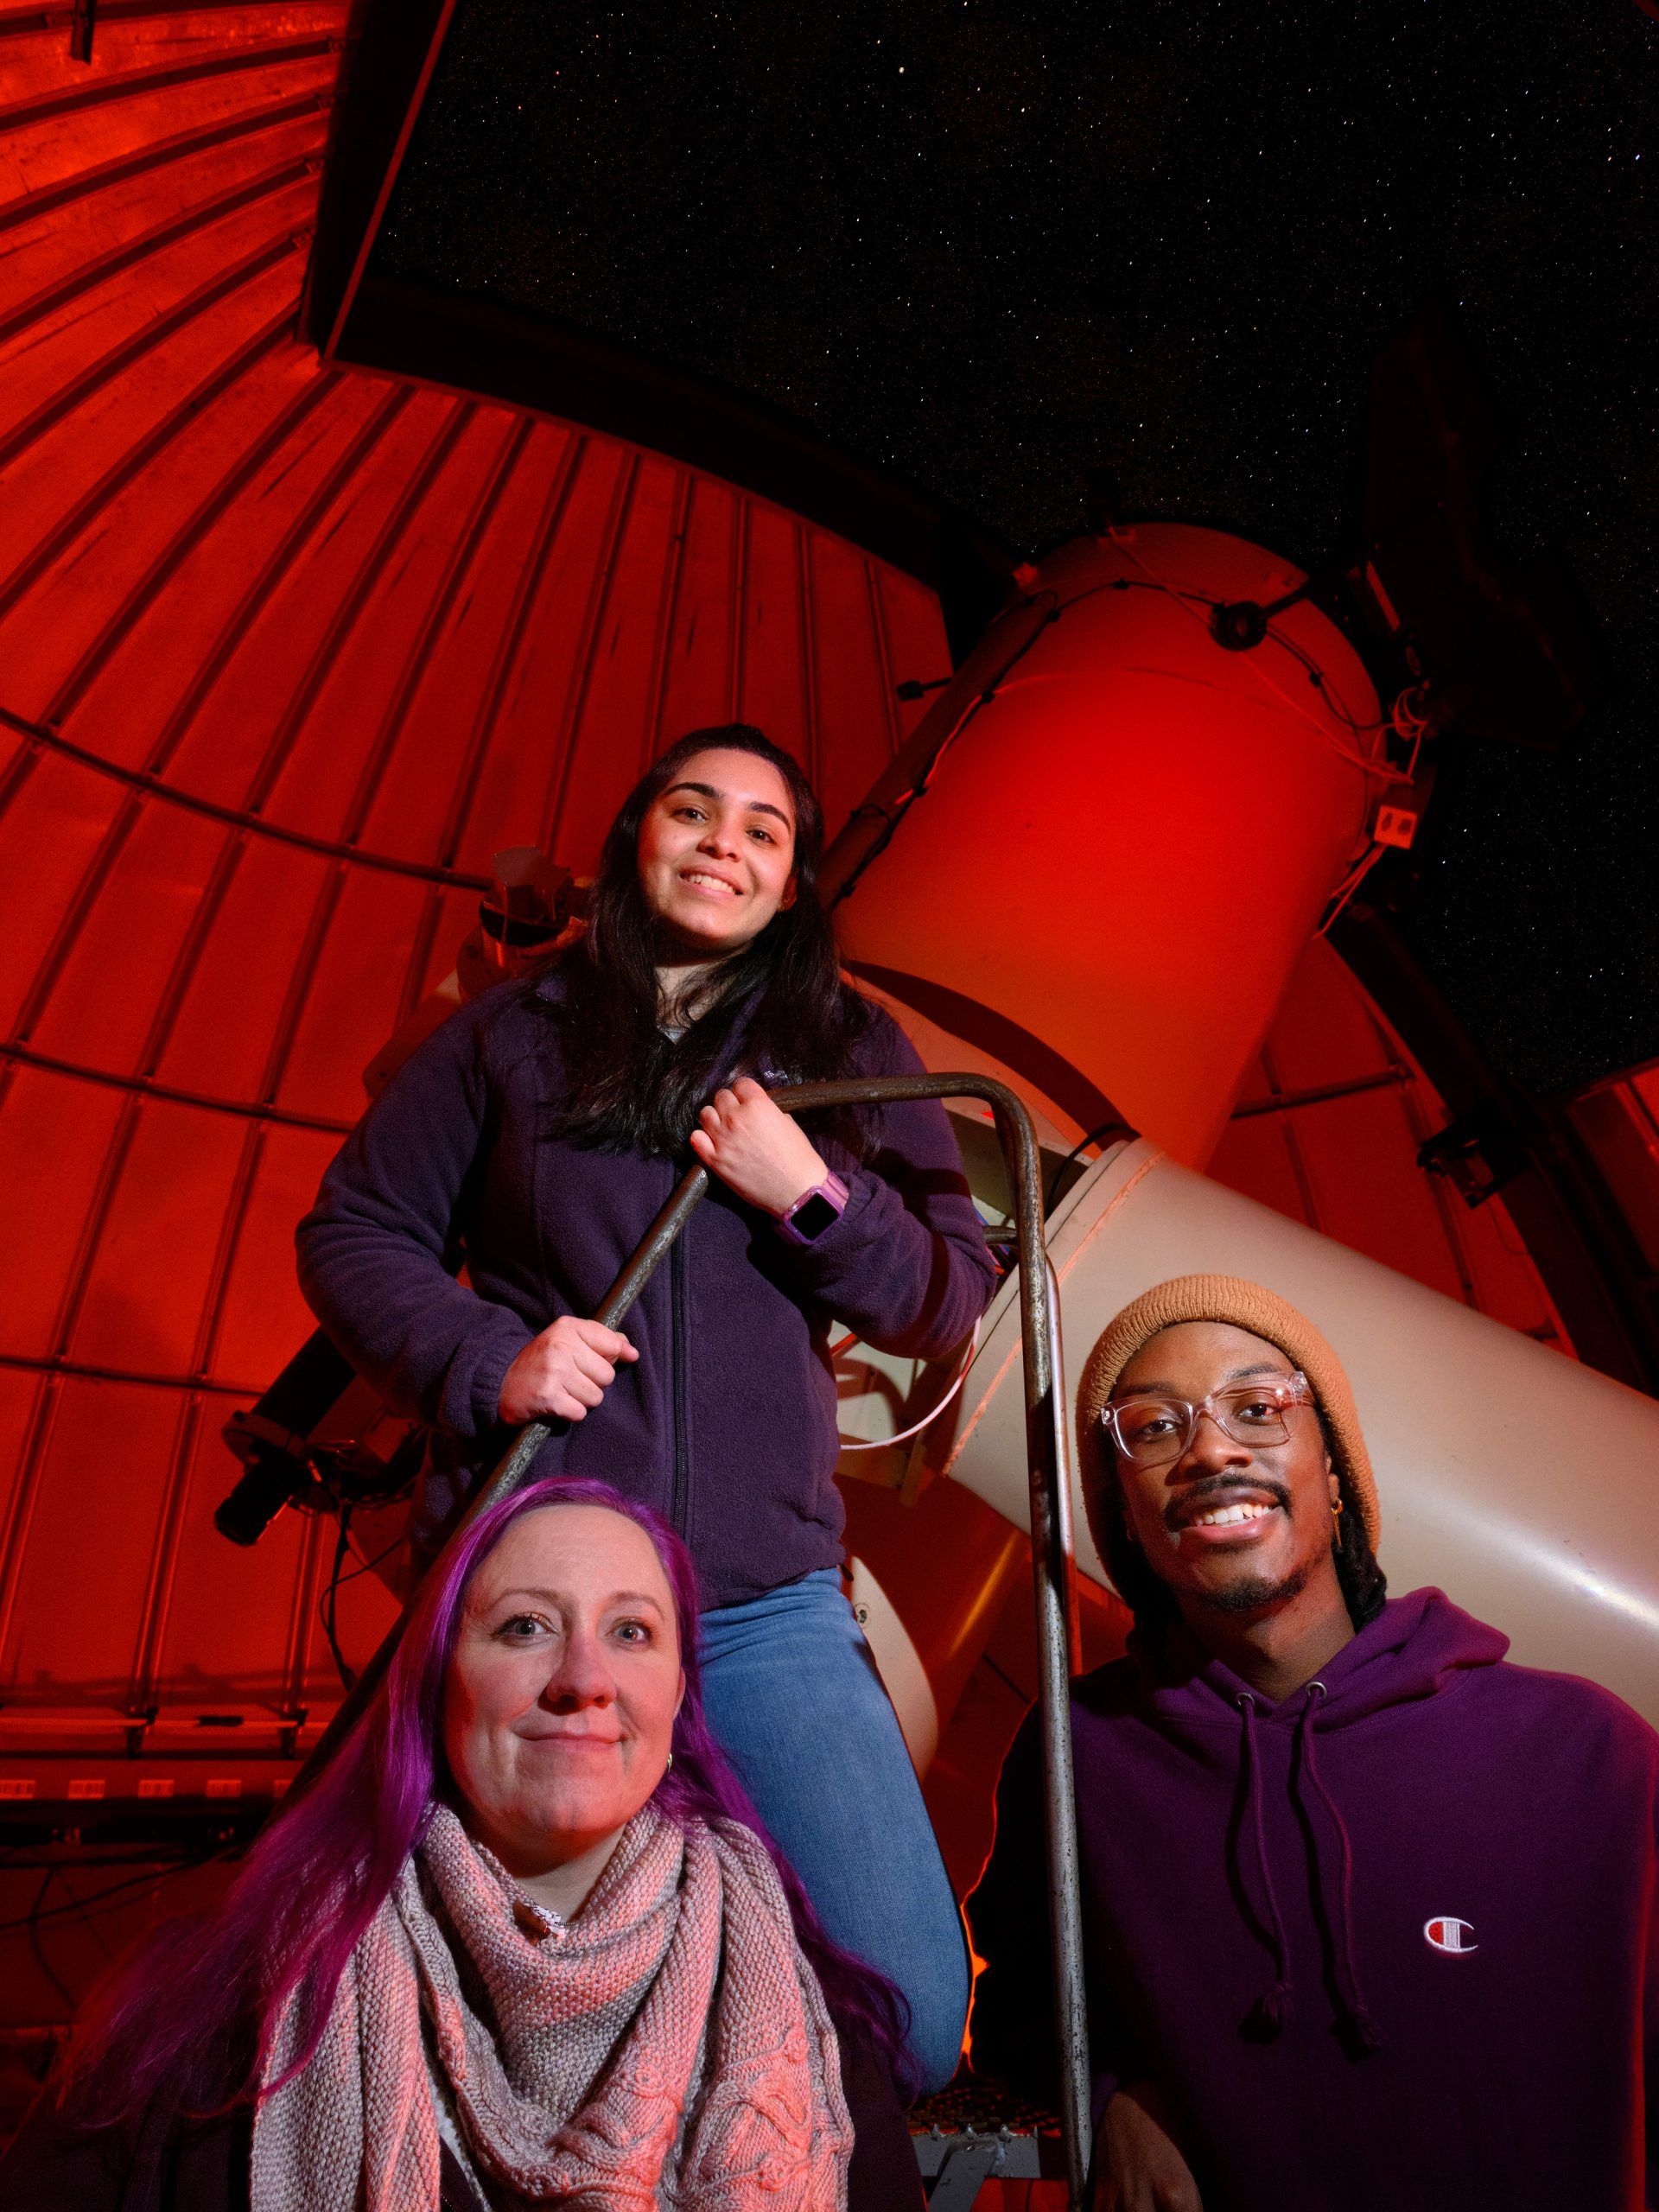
[1332,1472,1388,1626]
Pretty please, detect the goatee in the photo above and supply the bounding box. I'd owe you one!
[1192,1561,1311,1617]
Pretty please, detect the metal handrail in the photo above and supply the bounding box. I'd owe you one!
[293,1072,1092,2207]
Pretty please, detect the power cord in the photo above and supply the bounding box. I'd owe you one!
[836,1319,982,1452]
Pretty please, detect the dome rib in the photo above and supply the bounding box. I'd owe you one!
[340,411,532,855]
[0,144,320,356]
[137,381,414,770]
[0,83,333,240]
[0,295,304,621]
[39,366,345,728]
[538,446,644,855]
[0,22,342,137]
[1,704,491,887]
[0,1351,266,1398]
[245,397,478,819]
[434,423,591,876]
[0,1039,353,1134]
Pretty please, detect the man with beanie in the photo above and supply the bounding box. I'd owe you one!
[967,1274,1659,2211]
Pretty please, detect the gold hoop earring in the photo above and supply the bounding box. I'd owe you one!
[1331,1498,1344,1519]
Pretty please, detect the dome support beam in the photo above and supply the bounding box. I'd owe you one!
[0,703,489,888]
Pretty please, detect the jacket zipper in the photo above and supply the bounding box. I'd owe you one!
[670,1225,690,1537]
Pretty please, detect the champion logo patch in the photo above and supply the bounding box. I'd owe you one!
[1423,1916,1478,1955]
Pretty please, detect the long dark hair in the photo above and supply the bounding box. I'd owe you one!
[59,1478,912,2125]
[543,725,874,1155]
[1095,1427,1389,1637]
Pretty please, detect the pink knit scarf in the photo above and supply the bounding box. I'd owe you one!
[251,1803,852,2210]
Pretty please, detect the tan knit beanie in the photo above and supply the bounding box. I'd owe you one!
[1074,1274,1380,1567]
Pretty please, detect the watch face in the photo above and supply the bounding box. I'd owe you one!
[790,1192,840,1241]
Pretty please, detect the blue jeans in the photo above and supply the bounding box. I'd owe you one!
[698,1567,969,2094]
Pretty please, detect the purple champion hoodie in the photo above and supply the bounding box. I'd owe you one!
[295,971,997,1608]
[968,1588,1659,2211]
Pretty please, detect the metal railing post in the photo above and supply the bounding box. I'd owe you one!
[756,1074,1090,2207]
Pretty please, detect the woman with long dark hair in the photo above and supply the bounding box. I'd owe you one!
[289,726,997,2092]
[2,1478,919,2209]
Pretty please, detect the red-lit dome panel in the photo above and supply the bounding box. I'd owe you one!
[0,0,946,1737]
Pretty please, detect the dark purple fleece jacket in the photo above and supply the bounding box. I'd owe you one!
[968,1589,1659,2211]
[295,975,996,1607]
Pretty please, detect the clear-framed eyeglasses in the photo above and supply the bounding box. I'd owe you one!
[1100,1371,1313,1468]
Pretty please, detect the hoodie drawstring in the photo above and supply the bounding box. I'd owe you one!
[1295,1682,1384,2054]
[1233,1683,1383,2054]
[1235,1692,1294,2035]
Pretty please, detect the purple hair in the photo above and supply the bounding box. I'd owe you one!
[62,1478,912,2120]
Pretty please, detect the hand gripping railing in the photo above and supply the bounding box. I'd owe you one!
[294,1074,1093,2208]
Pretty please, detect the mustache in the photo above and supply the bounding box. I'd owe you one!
[1164,1473,1293,1532]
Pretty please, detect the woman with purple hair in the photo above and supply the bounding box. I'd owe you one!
[0,1479,919,2210]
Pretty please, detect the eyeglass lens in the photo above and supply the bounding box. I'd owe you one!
[1109,1383,1300,1465]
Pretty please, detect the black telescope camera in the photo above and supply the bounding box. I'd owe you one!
[215,1332,421,1546]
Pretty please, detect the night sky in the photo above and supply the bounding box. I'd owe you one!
[376,2,1658,1096]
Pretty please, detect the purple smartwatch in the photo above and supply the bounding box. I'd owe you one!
[774,1169,849,1246]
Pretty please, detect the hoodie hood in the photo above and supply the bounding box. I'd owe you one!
[1134,1587,1510,1735]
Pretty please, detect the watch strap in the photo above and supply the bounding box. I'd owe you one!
[774,1168,850,1246]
